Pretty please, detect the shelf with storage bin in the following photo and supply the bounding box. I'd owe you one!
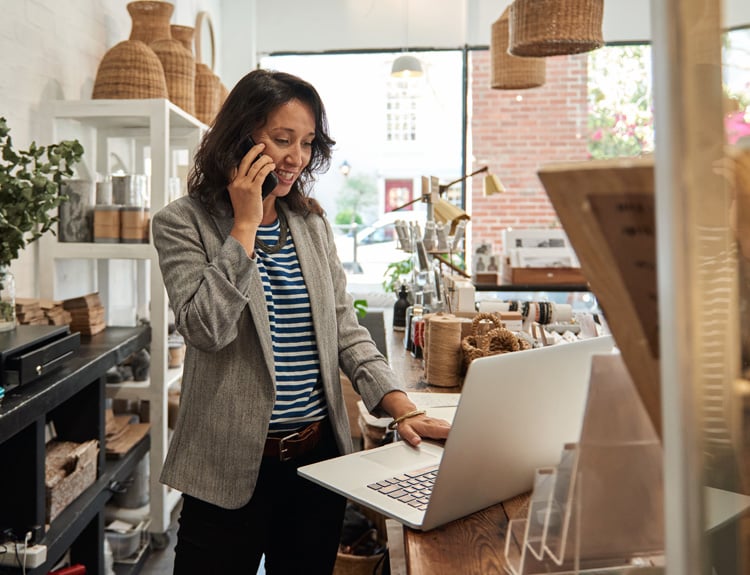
[39,98,207,545]
[0,326,151,574]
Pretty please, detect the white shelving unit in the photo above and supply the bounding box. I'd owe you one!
[39,99,206,540]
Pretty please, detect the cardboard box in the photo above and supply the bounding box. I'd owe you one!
[507,266,586,286]
[45,439,98,522]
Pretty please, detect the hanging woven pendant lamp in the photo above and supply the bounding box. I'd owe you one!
[490,7,545,89]
[509,0,604,57]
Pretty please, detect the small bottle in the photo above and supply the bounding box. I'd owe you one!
[393,284,410,331]
[410,304,425,359]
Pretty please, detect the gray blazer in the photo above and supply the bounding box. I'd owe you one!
[152,196,402,509]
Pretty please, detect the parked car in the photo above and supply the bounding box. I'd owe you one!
[334,212,425,288]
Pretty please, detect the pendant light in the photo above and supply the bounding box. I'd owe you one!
[392,54,423,78]
[391,0,423,78]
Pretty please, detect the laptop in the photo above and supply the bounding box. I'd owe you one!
[298,334,615,531]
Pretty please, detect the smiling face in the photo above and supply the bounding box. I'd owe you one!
[253,99,316,198]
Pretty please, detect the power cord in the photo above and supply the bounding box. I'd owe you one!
[22,531,31,574]
[0,531,33,575]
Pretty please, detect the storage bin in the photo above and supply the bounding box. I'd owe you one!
[112,453,149,509]
[105,519,149,561]
[45,439,99,522]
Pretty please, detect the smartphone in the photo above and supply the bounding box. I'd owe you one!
[239,136,278,198]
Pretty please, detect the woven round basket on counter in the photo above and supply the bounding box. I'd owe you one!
[490,7,545,90]
[509,0,604,57]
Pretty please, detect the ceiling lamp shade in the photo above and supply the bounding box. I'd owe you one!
[509,0,604,57]
[490,7,545,90]
[391,54,423,78]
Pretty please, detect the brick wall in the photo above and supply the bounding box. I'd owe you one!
[468,50,590,255]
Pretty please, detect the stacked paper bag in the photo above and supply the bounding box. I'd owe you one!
[15,298,73,326]
[63,293,106,335]
[15,298,47,325]
[40,299,72,325]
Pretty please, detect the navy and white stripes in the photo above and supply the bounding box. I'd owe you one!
[255,218,327,433]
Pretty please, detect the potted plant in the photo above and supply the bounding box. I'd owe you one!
[382,257,414,296]
[0,116,84,331]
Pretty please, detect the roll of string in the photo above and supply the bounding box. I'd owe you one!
[424,314,466,388]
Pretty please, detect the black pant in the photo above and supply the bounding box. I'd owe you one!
[173,420,346,575]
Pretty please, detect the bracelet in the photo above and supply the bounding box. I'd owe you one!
[387,409,427,430]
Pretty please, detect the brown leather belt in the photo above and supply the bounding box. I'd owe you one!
[263,421,323,461]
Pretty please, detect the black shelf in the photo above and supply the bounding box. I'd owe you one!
[29,436,150,575]
[0,325,152,574]
[474,283,590,292]
[0,326,151,444]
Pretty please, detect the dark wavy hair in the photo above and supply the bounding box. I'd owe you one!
[188,69,335,217]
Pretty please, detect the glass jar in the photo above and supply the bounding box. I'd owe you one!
[0,266,16,332]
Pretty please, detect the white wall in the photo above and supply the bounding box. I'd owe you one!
[0,0,220,296]
[2,0,750,294]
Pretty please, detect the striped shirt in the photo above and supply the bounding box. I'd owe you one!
[255,216,327,433]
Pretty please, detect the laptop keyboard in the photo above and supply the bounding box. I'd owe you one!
[366,464,439,511]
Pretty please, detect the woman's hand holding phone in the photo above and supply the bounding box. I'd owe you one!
[238,137,279,198]
[227,139,277,253]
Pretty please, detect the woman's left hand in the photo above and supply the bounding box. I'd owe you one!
[379,390,452,447]
[395,414,451,447]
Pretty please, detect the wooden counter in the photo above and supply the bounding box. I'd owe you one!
[385,323,528,575]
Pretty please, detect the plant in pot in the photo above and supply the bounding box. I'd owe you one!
[0,116,84,332]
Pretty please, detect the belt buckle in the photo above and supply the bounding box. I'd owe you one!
[278,431,300,461]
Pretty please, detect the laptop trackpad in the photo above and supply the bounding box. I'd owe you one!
[360,442,440,470]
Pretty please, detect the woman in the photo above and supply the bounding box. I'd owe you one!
[152,69,451,574]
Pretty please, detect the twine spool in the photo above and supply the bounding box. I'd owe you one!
[490,8,545,90]
[425,314,464,388]
[553,303,573,323]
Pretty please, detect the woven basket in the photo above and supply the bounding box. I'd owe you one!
[509,0,604,57]
[461,313,528,371]
[490,7,545,90]
[92,39,168,100]
[170,24,194,51]
[151,36,195,115]
[333,548,385,575]
[127,1,173,43]
[195,62,222,125]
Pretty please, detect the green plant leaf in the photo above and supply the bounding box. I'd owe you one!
[353,299,368,318]
[0,117,83,268]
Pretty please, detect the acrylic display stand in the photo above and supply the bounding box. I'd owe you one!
[504,352,665,574]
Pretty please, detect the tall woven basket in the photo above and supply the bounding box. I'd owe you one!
[92,40,168,100]
[509,0,604,57]
[490,7,545,90]
[129,1,196,115]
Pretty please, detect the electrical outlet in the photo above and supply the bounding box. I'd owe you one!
[0,543,47,568]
